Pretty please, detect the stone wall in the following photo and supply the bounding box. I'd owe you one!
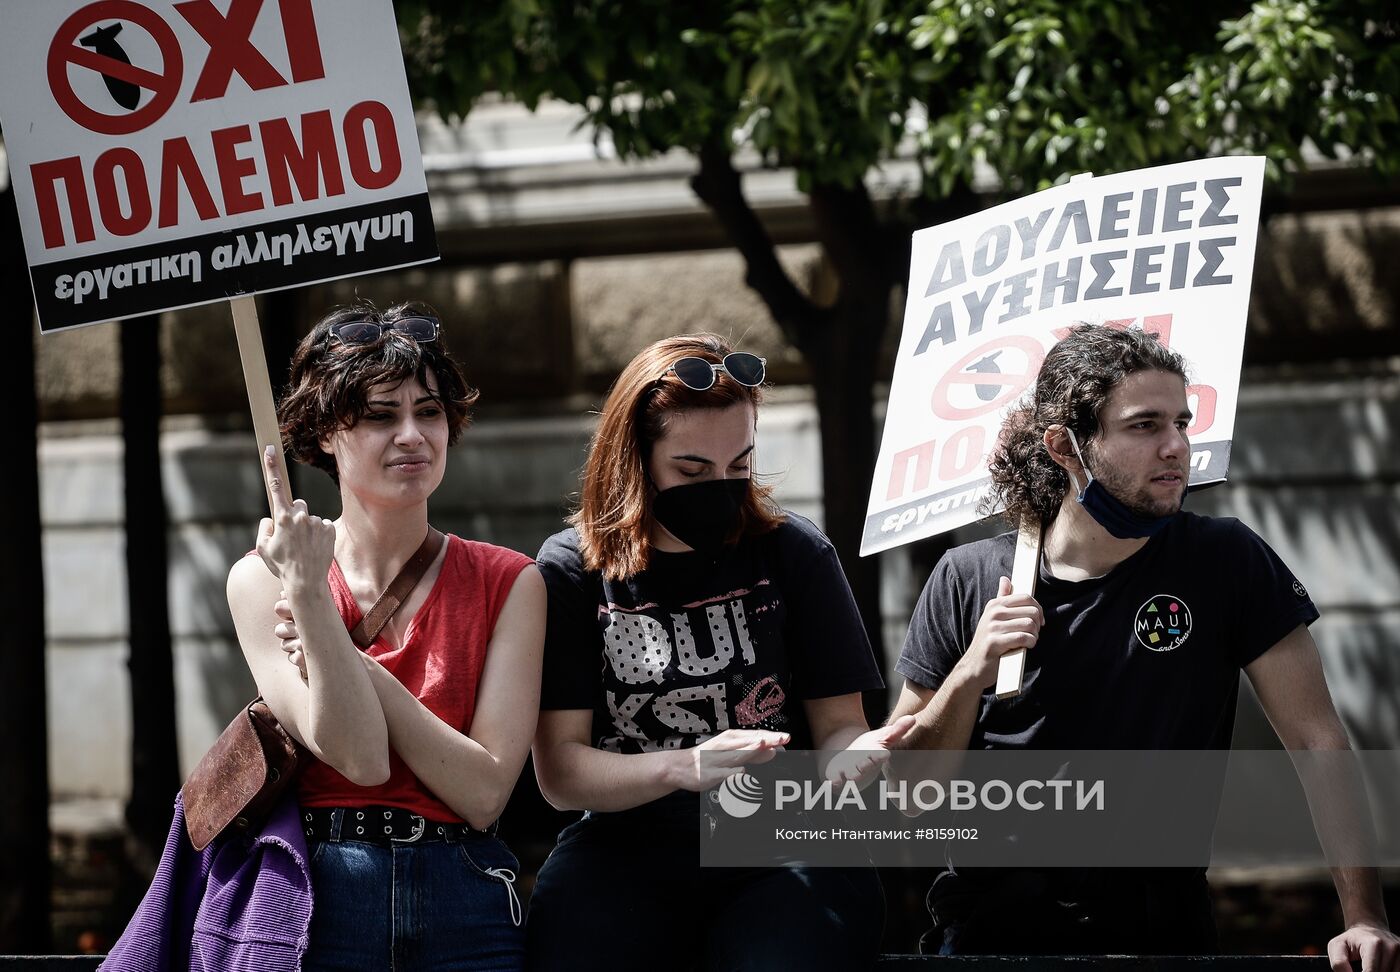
[31,204,1400,416]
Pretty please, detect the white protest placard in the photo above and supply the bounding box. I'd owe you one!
[862,157,1266,556]
[0,0,438,332]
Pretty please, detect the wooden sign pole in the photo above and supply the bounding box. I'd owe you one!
[994,514,1043,699]
[229,294,290,514]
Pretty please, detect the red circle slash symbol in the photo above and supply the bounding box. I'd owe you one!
[48,1,183,135]
[930,335,1046,421]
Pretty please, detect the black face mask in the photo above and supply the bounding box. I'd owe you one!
[652,479,749,555]
[1065,427,1183,539]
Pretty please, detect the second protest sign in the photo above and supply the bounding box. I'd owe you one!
[862,157,1265,557]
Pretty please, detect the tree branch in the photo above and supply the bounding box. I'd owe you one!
[807,178,889,299]
[689,139,820,347]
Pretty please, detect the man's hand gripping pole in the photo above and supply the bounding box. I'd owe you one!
[994,516,1043,699]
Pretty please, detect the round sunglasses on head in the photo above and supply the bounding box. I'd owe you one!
[663,352,767,391]
[331,315,440,346]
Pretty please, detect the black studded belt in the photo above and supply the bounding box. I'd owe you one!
[301,805,494,846]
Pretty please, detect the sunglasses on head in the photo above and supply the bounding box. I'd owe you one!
[330,315,440,346]
[662,352,767,391]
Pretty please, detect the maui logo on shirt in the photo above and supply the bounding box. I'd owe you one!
[1133,594,1193,652]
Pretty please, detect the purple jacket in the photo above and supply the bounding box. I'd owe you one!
[101,793,312,971]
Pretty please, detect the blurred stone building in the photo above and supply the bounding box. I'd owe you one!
[31,100,1400,814]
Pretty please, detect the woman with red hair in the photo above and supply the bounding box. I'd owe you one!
[527,333,913,971]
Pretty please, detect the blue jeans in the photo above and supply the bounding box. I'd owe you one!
[302,809,525,971]
[527,793,884,971]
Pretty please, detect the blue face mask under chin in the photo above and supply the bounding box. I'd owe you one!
[1064,427,1181,540]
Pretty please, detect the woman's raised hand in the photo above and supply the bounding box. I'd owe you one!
[255,445,336,588]
[671,729,791,792]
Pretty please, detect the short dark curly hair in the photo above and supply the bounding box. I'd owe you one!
[278,300,479,482]
[985,324,1187,526]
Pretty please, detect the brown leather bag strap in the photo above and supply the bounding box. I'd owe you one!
[348,529,445,649]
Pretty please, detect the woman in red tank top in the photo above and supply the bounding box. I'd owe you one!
[226,300,543,971]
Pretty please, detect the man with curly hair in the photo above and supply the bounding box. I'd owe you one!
[887,324,1398,966]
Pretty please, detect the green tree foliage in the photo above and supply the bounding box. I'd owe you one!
[396,0,1399,681]
[400,0,1397,194]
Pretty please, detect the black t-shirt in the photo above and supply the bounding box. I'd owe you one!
[897,512,1319,751]
[537,513,884,752]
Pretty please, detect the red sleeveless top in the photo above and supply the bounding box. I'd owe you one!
[297,535,533,821]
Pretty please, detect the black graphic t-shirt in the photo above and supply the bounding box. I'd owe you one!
[897,513,1319,751]
[537,513,884,752]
